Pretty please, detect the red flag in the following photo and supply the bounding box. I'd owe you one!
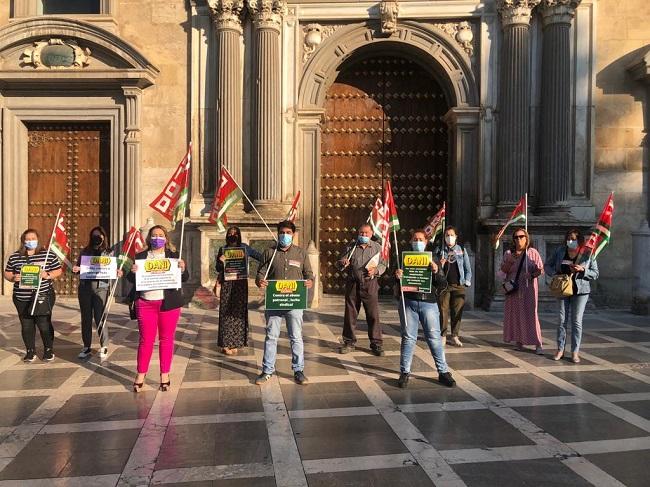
[424,202,446,240]
[384,180,400,231]
[286,191,301,223]
[581,192,614,260]
[494,195,527,249]
[118,226,147,271]
[208,166,243,232]
[367,197,390,261]
[149,144,191,224]
[49,212,72,268]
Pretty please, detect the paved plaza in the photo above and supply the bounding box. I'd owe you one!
[0,297,649,486]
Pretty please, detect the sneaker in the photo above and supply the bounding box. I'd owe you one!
[294,371,309,385]
[23,350,36,363]
[398,372,410,389]
[451,336,463,347]
[370,345,385,357]
[98,348,108,360]
[77,348,92,359]
[255,372,273,385]
[438,372,456,388]
[43,349,55,362]
[535,346,544,355]
[338,343,355,354]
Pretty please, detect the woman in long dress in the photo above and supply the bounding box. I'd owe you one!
[500,228,545,354]
[216,226,261,355]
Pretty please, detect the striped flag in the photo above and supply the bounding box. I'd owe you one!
[368,197,390,260]
[209,166,243,232]
[424,202,446,241]
[149,143,192,228]
[582,192,614,260]
[117,226,146,272]
[49,211,73,269]
[286,191,301,223]
[494,196,527,249]
[384,180,400,231]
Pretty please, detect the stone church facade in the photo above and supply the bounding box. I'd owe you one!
[0,0,648,311]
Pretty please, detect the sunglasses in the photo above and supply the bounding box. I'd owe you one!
[513,235,526,240]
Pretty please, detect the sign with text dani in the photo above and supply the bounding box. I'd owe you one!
[265,280,308,310]
[401,251,433,293]
[223,247,248,281]
[135,258,182,291]
[80,255,117,280]
[19,265,41,290]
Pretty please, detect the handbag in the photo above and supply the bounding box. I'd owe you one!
[29,288,55,316]
[550,274,574,298]
[502,249,526,296]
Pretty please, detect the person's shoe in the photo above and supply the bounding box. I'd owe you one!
[370,345,385,357]
[398,372,410,388]
[255,372,273,385]
[43,349,55,362]
[438,372,456,388]
[535,346,544,355]
[98,348,108,360]
[77,348,92,359]
[294,371,309,385]
[451,336,463,347]
[571,352,580,364]
[338,343,355,354]
[553,350,564,361]
[23,350,36,363]
[515,342,524,351]
[159,381,171,392]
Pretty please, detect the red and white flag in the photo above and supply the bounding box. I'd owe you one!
[580,192,614,261]
[494,195,527,249]
[49,212,73,269]
[424,202,446,241]
[384,180,401,232]
[208,166,243,232]
[368,197,390,261]
[286,191,301,223]
[117,226,147,272]
[149,143,191,227]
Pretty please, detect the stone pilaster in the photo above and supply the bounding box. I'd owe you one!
[495,0,540,206]
[247,0,286,206]
[209,1,244,184]
[538,0,581,211]
[122,86,142,228]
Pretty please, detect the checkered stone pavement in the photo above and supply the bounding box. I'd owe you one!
[0,296,649,486]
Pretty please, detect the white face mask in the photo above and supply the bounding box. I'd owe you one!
[566,240,578,250]
[445,235,456,246]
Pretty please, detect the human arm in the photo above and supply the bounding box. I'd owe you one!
[462,250,472,286]
[529,248,544,278]
[303,249,314,289]
[215,247,225,273]
[573,257,599,280]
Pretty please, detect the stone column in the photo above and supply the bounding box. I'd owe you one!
[247,0,286,205]
[209,1,244,184]
[538,0,581,211]
[122,86,142,231]
[495,0,540,206]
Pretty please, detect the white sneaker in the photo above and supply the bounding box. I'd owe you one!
[451,336,463,347]
[78,348,92,359]
[98,348,108,360]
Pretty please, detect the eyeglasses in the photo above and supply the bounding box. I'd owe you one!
[513,235,526,240]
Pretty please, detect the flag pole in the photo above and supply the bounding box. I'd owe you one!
[393,227,409,334]
[178,144,192,261]
[30,208,60,316]
[524,193,528,232]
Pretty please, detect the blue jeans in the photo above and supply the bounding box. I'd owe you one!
[262,309,304,374]
[558,293,590,353]
[398,298,448,374]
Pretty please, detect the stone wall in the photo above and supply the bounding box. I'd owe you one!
[593,0,649,305]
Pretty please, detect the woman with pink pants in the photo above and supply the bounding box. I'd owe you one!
[127,225,188,392]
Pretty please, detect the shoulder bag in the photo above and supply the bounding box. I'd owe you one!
[502,250,526,296]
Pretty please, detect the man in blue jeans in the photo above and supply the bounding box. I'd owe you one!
[255,220,314,385]
[395,229,456,389]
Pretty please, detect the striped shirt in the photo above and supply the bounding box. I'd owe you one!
[5,250,62,301]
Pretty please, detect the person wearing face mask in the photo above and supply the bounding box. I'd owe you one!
[500,228,545,354]
[336,223,387,356]
[4,229,62,362]
[215,226,261,355]
[72,226,113,360]
[544,228,599,363]
[127,225,189,392]
[255,220,314,385]
[394,229,456,389]
[436,227,472,347]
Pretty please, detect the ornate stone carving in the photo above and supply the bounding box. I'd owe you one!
[21,39,91,69]
[302,23,344,63]
[539,0,581,25]
[208,0,245,32]
[247,0,287,30]
[380,1,399,36]
[433,21,475,57]
[496,0,541,26]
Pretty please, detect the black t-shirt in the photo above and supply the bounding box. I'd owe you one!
[442,246,461,285]
[5,250,61,301]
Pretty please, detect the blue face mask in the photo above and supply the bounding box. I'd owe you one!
[411,241,426,252]
[279,234,293,248]
[357,235,370,245]
[566,240,578,250]
[24,240,38,250]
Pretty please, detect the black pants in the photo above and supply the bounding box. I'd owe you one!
[13,297,53,352]
[79,282,109,348]
[343,279,382,346]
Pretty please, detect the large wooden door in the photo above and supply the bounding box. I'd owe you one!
[320,55,449,294]
[27,123,110,295]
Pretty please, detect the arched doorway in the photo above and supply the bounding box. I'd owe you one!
[319,53,450,294]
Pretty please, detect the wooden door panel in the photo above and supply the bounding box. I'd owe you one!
[27,124,110,295]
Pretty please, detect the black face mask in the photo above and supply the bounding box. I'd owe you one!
[226,235,238,245]
[91,235,103,247]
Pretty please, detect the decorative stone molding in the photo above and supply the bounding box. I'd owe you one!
[247,0,287,30]
[20,38,91,69]
[496,0,541,27]
[208,0,245,32]
[433,21,475,57]
[302,23,344,63]
[380,1,399,36]
[539,0,581,25]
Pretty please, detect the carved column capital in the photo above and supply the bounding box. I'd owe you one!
[539,0,581,26]
[247,0,286,30]
[496,0,541,27]
[208,0,245,32]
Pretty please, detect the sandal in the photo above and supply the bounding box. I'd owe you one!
[159,381,171,392]
[133,382,144,393]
